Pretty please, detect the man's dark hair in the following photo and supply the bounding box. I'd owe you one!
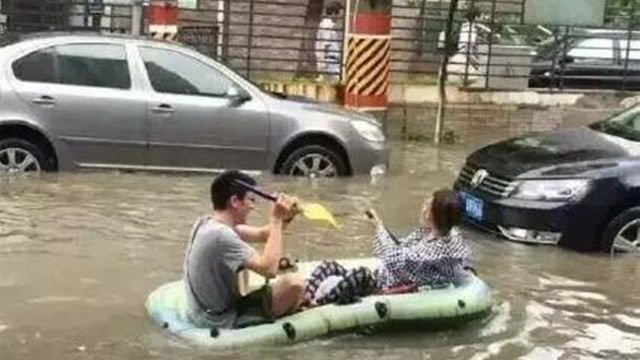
[430,189,462,236]
[326,1,343,16]
[210,170,257,210]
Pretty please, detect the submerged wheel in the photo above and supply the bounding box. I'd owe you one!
[601,207,640,254]
[0,138,50,176]
[280,145,348,178]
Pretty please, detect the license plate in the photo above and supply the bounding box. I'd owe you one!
[462,193,484,221]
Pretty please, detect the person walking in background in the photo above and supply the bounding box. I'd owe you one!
[316,1,344,82]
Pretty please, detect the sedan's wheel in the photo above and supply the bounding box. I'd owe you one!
[280,145,348,178]
[601,207,640,254]
[0,138,46,177]
[291,153,337,177]
[611,219,640,253]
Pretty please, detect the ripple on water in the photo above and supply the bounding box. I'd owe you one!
[519,347,564,360]
[25,295,122,306]
[538,274,595,288]
[479,301,511,337]
[565,323,640,357]
[0,234,32,246]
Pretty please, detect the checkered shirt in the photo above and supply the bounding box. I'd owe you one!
[373,225,471,289]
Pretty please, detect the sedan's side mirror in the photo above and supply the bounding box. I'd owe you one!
[226,85,240,97]
[226,85,251,108]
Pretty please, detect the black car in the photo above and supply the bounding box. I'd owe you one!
[454,106,640,253]
[529,36,640,90]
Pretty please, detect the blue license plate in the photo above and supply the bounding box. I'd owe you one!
[462,193,484,221]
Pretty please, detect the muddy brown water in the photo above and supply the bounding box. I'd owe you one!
[1,142,638,360]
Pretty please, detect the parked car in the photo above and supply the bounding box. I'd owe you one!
[529,33,640,90]
[454,106,640,253]
[0,32,387,178]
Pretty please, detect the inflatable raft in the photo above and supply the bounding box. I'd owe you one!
[146,258,492,348]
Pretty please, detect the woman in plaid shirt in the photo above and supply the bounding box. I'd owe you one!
[303,189,471,306]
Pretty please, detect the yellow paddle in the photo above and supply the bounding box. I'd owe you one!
[234,180,339,228]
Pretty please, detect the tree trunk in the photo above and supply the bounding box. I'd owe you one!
[434,0,459,145]
[296,0,325,78]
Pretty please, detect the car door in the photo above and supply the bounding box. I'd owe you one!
[10,42,148,167]
[136,45,269,171]
[561,38,621,89]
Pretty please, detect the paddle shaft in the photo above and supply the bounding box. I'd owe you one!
[235,180,277,202]
[234,180,337,228]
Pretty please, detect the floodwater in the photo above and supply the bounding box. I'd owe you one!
[1,141,639,360]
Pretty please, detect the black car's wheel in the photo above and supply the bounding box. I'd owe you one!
[280,144,348,177]
[601,207,640,254]
[0,138,50,176]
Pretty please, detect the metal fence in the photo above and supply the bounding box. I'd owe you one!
[0,0,346,81]
[1,0,640,92]
[391,0,640,92]
[1,0,134,33]
[175,0,346,80]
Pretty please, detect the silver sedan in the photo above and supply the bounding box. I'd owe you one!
[0,33,387,178]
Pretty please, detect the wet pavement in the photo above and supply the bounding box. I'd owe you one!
[1,141,639,360]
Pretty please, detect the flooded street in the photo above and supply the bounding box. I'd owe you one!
[1,141,639,360]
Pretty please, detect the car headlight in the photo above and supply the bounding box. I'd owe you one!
[511,179,590,201]
[351,120,385,142]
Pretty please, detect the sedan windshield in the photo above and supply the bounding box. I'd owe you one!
[591,107,640,142]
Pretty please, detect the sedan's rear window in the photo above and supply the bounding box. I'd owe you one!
[56,44,130,89]
[12,43,131,89]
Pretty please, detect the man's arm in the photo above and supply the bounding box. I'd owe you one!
[243,194,293,278]
[244,218,283,278]
[235,224,270,243]
[236,198,299,243]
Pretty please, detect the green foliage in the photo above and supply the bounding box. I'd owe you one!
[605,0,639,28]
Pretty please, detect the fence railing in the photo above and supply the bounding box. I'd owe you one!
[1,0,134,33]
[176,0,345,81]
[391,0,640,92]
[1,0,639,92]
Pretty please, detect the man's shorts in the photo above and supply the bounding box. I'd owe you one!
[234,284,274,328]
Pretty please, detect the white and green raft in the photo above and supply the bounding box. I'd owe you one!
[145,258,492,348]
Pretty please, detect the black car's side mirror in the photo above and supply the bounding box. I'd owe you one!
[226,85,251,108]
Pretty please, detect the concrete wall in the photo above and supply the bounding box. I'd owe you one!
[227,0,307,76]
[386,99,622,144]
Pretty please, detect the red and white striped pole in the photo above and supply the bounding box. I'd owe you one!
[344,4,392,111]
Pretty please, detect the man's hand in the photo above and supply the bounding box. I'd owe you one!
[270,193,295,222]
[246,193,296,278]
[283,197,301,224]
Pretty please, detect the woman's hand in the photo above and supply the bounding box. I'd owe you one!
[365,208,383,227]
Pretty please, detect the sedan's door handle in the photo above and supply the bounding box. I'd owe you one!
[32,95,56,105]
[152,104,175,114]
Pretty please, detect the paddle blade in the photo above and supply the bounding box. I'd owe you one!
[301,203,339,228]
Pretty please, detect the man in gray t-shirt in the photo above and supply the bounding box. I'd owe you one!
[183,170,304,329]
